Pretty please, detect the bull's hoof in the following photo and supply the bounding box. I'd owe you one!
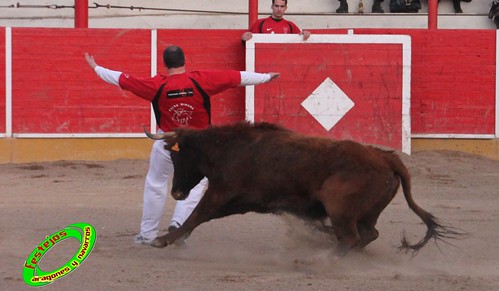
[454,8,463,13]
[336,4,348,13]
[172,238,187,247]
[150,238,167,248]
[167,225,189,247]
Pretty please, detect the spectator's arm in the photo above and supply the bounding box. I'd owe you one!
[301,30,311,41]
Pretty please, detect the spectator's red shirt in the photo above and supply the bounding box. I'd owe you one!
[119,70,241,131]
[249,17,301,34]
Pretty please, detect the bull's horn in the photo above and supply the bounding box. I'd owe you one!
[143,126,176,140]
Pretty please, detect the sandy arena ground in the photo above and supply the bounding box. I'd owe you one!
[1,150,498,290]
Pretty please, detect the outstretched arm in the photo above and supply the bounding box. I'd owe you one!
[85,53,122,86]
[85,52,98,69]
[240,71,280,85]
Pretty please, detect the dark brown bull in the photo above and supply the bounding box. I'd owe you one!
[145,122,464,256]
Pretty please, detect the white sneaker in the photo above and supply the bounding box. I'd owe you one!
[133,234,154,245]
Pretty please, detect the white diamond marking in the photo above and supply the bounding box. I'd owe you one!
[301,77,355,131]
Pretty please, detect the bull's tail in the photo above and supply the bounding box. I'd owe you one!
[388,153,466,256]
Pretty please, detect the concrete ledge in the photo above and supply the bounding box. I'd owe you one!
[1,138,497,164]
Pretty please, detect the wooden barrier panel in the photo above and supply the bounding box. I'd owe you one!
[2,28,497,138]
[410,29,495,135]
[246,34,410,152]
[0,27,5,135]
[351,29,496,136]
[11,28,151,135]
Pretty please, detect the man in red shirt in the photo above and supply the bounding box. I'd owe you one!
[241,0,311,42]
[85,46,279,246]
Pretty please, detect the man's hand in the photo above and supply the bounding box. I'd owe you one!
[301,30,311,41]
[241,31,253,42]
[85,53,97,69]
[268,72,280,81]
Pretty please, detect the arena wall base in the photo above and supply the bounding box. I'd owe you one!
[1,138,497,164]
[411,138,499,161]
[0,138,151,164]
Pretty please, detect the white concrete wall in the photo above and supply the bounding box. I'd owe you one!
[0,0,496,29]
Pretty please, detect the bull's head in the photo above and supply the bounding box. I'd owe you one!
[143,127,205,201]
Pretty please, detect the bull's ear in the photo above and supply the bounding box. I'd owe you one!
[171,143,180,152]
[164,142,179,152]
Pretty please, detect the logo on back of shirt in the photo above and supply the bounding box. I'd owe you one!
[167,88,194,98]
[169,103,194,126]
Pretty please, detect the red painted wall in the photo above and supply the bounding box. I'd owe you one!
[252,42,404,149]
[12,28,151,134]
[1,28,496,137]
[352,29,496,135]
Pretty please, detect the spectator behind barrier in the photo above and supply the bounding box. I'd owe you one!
[241,0,311,43]
[336,0,471,14]
[489,0,499,28]
[389,0,421,12]
[336,0,384,13]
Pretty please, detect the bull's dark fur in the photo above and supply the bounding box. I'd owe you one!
[149,122,465,256]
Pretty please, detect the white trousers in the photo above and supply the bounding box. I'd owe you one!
[139,139,208,240]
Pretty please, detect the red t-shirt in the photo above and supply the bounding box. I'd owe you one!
[118,70,241,131]
[249,17,301,34]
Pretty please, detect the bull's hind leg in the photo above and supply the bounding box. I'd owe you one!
[356,218,380,249]
[328,213,380,254]
[355,175,399,249]
[328,213,380,253]
[328,216,361,256]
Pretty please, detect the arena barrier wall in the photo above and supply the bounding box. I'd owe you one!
[0,27,497,163]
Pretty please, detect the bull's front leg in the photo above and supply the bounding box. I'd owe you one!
[150,225,190,248]
[150,188,230,248]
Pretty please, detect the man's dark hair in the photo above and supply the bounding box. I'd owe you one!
[272,0,287,4]
[163,45,185,69]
